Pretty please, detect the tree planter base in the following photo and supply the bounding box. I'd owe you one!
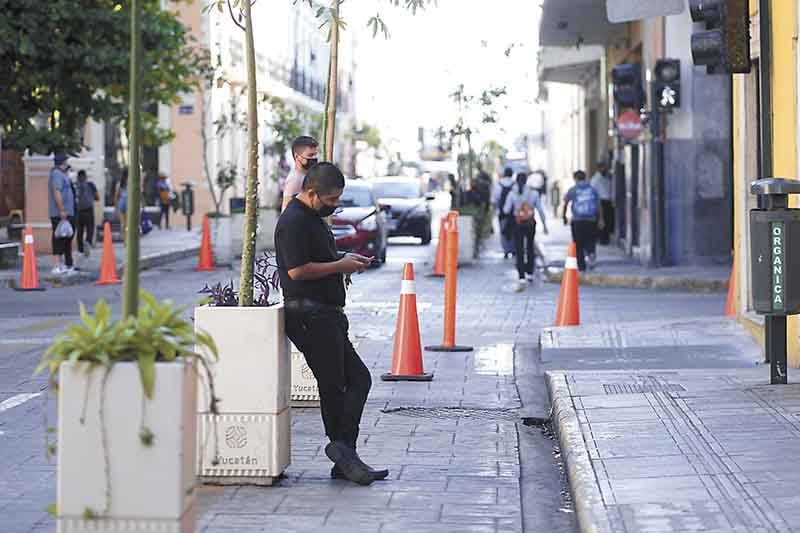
[197,409,290,486]
[56,361,196,533]
[58,512,194,533]
[291,345,320,405]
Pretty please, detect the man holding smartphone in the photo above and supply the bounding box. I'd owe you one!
[275,162,388,486]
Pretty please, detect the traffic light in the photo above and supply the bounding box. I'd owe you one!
[611,63,644,110]
[654,59,681,110]
[690,0,751,74]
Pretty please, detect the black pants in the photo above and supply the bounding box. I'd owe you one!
[285,307,372,449]
[513,221,536,280]
[50,216,75,267]
[76,208,95,253]
[159,203,170,229]
[598,200,614,244]
[571,220,597,272]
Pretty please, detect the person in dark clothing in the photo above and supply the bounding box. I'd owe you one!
[48,154,76,274]
[563,170,605,272]
[156,174,172,229]
[275,162,388,486]
[75,170,99,256]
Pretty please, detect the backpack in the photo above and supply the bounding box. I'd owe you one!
[571,184,599,219]
[77,181,96,210]
[498,183,513,215]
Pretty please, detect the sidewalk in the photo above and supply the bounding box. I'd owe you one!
[0,228,201,288]
[538,224,730,293]
[542,319,800,533]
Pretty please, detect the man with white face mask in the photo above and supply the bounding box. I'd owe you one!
[504,172,549,291]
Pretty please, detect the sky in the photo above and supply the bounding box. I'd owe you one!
[346,0,543,159]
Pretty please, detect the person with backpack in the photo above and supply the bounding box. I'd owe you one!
[563,170,605,272]
[156,173,172,230]
[75,170,99,257]
[491,167,516,258]
[504,172,548,291]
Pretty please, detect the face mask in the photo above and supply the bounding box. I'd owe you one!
[302,157,318,170]
[317,203,336,217]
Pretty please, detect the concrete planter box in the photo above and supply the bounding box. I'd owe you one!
[230,213,245,258]
[257,208,278,251]
[56,361,196,533]
[208,216,232,267]
[291,343,320,405]
[194,305,291,485]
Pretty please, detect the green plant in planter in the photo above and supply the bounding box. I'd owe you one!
[36,290,220,517]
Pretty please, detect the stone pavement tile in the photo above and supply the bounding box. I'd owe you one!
[610,500,735,531]
[201,512,327,532]
[379,524,494,533]
[593,455,699,480]
[388,490,497,508]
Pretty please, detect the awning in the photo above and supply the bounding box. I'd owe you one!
[539,45,604,85]
[539,0,624,47]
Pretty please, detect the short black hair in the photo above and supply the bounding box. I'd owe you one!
[574,170,587,181]
[77,170,87,178]
[302,162,344,196]
[504,167,513,178]
[291,136,318,157]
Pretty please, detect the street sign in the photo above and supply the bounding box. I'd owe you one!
[617,110,643,140]
[606,0,685,23]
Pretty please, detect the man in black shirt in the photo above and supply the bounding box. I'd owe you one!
[275,162,388,486]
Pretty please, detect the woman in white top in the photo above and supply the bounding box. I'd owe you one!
[504,172,549,290]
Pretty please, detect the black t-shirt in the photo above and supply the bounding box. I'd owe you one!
[275,198,345,307]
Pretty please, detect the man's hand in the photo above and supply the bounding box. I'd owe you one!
[338,253,370,274]
[59,210,67,221]
[543,226,550,236]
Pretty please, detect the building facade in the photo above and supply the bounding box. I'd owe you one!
[538,1,733,267]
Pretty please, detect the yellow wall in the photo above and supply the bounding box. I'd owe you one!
[734,0,800,366]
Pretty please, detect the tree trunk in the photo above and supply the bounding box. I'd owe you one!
[122,0,143,317]
[238,0,259,307]
[201,82,221,214]
[323,1,340,162]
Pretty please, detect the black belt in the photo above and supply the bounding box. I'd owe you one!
[284,298,344,314]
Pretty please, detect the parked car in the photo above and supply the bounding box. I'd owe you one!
[369,177,434,244]
[330,179,388,264]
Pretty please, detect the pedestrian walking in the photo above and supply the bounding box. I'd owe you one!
[75,170,99,257]
[505,172,548,291]
[156,173,172,229]
[491,167,516,258]
[563,170,604,272]
[281,135,319,211]
[48,154,76,274]
[115,169,129,243]
[590,161,614,244]
[275,162,389,486]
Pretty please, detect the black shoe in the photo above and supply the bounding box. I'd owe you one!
[325,441,374,486]
[331,463,389,481]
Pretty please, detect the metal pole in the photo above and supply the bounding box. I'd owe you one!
[649,81,664,267]
[758,0,784,381]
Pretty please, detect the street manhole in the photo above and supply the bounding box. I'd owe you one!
[603,382,686,394]
[381,406,520,421]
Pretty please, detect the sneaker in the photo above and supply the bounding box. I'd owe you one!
[51,264,65,275]
[525,273,534,283]
[514,280,527,292]
[63,266,77,275]
[588,253,597,270]
[83,248,91,258]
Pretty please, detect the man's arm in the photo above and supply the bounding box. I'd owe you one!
[52,177,67,219]
[92,182,100,202]
[533,192,548,233]
[288,254,369,281]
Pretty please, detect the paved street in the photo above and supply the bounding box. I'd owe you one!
[0,215,740,532]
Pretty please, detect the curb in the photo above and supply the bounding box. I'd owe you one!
[2,245,200,289]
[545,371,613,533]
[546,270,727,293]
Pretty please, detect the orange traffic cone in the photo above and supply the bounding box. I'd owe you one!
[14,226,45,291]
[725,262,736,317]
[96,222,121,285]
[554,243,580,326]
[196,215,215,272]
[431,216,448,277]
[381,263,433,381]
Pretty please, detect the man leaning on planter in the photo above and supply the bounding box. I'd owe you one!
[275,162,389,486]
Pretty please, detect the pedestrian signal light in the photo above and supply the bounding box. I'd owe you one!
[611,63,644,111]
[690,0,751,74]
[654,59,681,110]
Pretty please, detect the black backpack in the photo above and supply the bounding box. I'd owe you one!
[498,184,513,216]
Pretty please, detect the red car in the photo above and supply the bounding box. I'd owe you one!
[330,180,388,264]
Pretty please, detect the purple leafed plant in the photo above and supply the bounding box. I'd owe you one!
[199,252,281,307]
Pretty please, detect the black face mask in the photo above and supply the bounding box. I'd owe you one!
[317,203,336,217]
[302,157,318,170]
